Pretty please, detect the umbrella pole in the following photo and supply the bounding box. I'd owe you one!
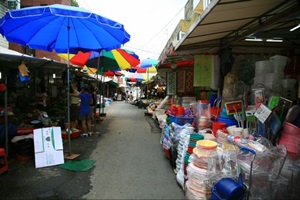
[67,36,72,156]
[93,52,101,135]
[4,74,8,157]
[65,23,79,159]
[147,68,149,103]
[100,67,106,117]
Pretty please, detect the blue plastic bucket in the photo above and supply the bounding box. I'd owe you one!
[217,117,238,127]
[212,178,245,200]
[219,107,235,119]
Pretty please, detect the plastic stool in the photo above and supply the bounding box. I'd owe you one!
[0,148,8,174]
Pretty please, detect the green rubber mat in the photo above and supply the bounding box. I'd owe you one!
[59,159,96,172]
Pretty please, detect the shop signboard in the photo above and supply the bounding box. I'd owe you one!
[167,71,176,95]
[33,127,64,168]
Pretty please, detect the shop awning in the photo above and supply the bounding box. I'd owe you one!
[0,46,70,72]
[160,0,300,65]
[0,46,49,68]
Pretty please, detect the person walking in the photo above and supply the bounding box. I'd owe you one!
[79,84,93,136]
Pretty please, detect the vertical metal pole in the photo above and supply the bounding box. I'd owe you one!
[4,74,8,156]
[67,23,72,156]
[94,51,101,133]
[100,67,106,116]
[147,68,149,103]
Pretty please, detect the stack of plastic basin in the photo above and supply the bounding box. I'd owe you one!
[278,122,300,159]
[217,107,238,127]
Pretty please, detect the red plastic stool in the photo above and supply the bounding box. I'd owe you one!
[0,148,8,174]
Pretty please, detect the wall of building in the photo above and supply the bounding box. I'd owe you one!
[21,0,71,6]
[0,2,9,48]
[159,0,204,61]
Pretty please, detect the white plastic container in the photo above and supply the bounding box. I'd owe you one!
[255,60,272,76]
[270,55,289,73]
[281,79,297,89]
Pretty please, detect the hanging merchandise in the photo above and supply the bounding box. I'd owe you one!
[18,61,29,82]
[18,61,28,76]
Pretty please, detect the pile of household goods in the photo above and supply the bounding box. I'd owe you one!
[159,91,300,199]
[161,120,290,200]
[153,96,196,125]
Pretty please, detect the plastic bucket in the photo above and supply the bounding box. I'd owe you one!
[220,107,235,119]
[218,117,238,127]
[183,163,188,175]
[213,178,245,200]
[164,148,171,159]
[212,122,226,137]
[284,122,300,135]
[255,60,271,75]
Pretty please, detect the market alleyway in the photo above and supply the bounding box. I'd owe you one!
[0,101,184,199]
[83,101,184,199]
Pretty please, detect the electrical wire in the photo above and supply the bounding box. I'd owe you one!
[77,0,185,58]
[140,5,184,49]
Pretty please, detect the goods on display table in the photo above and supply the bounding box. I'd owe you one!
[161,119,291,199]
[156,85,299,199]
[149,54,298,198]
[3,105,83,161]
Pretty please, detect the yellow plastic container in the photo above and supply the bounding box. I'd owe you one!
[196,139,218,150]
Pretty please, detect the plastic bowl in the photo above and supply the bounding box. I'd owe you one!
[226,125,237,135]
[62,130,80,140]
[283,122,300,135]
[196,140,218,150]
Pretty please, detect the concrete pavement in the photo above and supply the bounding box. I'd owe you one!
[0,100,184,199]
[83,101,184,199]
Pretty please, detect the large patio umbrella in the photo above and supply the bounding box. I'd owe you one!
[135,65,157,74]
[125,72,155,82]
[0,4,130,157]
[59,48,139,116]
[59,48,140,71]
[137,58,159,102]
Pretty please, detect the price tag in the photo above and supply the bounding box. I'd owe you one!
[254,103,272,124]
[225,100,243,115]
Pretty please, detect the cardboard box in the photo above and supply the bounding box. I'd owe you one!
[33,127,64,168]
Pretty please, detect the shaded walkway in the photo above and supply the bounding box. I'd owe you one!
[84,101,184,199]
